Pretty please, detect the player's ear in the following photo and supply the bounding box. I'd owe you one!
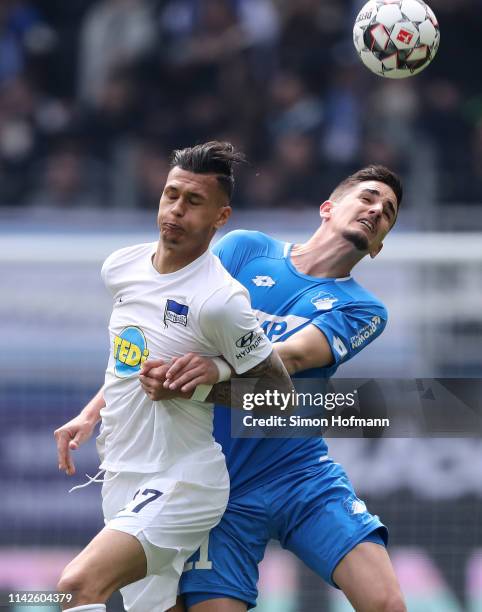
[214,205,232,230]
[320,200,334,221]
[369,241,383,259]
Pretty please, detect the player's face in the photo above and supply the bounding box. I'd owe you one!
[322,181,398,258]
[158,167,231,249]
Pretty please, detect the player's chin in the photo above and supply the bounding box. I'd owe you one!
[342,228,370,252]
[160,228,185,244]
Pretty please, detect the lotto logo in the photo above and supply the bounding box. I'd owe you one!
[396,29,414,44]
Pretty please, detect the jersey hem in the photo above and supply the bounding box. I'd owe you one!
[99,462,177,474]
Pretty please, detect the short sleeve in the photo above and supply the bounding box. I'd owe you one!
[212,230,272,277]
[199,285,273,375]
[311,303,387,366]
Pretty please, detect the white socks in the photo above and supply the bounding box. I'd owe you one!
[66,606,106,612]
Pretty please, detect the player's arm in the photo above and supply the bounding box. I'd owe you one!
[157,303,387,391]
[159,347,292,409]
[54,386,104,476]
[273,324,333,374]
[204,348,292,409]
[158,324,330,391]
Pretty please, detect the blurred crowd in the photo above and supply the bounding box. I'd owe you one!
[0,0,481,212]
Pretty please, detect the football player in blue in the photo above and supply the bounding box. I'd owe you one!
[140,163,406,612]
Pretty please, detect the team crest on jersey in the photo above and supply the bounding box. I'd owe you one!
[343,495,367,516]
[252,275,276,287]
[114,326,149,378]
[164,299,189,327]
[311,291,338,311]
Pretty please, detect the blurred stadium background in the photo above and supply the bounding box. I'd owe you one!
[1,0,481,610]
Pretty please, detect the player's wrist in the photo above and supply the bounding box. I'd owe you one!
[80,406,101,425]
[212,357,232,382]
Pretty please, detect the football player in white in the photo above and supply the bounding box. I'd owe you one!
[54,141,293,612]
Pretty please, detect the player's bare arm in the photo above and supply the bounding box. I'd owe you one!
[54,386,104,476]
[205,349,293,409]
[142,350,293,410]
[273,324,333,374]
[141,323,332,400]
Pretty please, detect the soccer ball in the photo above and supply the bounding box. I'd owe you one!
[353,0,440,79]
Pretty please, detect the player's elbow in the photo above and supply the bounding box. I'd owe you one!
[284,355,303,375]
[274,344,302,375]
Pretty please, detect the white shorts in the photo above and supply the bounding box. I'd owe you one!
[102,470,229,612]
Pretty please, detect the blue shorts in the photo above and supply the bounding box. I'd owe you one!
[180,458,387,609]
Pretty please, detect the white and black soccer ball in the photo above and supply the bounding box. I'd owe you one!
[353,0,440,79]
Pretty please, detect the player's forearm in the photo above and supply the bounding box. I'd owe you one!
[273,342,299,375]
[272,329,334,374]
[206,350,295,410]
[80,386,105,425]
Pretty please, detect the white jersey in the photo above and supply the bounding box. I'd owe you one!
[97,242,272,475]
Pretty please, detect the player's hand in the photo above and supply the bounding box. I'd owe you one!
[165,353,219,394]
[140,359,190,400]
[54,415,96,476]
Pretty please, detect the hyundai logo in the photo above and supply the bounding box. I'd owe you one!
[236,331,257,348]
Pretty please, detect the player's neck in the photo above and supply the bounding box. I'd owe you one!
[291,232,364,278]
[152,242,208,274]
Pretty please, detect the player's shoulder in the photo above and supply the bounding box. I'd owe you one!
[213,229,284,261]
[198,252,251,317]
[101,242,155,285]
[333,277,387,318]
[204,251,250,298]
[103,242,155,269]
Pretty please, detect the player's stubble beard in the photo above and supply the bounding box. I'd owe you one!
[341,227,370,252]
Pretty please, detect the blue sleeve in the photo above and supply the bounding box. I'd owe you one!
[312,302,388,365]
[211,230,273,277]
[211,230,276,278]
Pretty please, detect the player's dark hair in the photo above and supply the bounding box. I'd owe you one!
[170,141,246,200]
[330,165,403,211]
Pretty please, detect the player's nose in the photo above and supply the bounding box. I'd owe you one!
[368,201,383,217]
[171,197,186,216]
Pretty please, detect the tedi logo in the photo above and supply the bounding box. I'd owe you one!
[113,326,149,378]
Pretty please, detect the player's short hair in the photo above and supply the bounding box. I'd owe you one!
[170,141,246,200]
[330,165,403,211]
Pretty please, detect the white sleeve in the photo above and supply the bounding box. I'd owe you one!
[199,285,272,375]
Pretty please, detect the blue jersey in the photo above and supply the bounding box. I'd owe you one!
[212,230,387,496]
